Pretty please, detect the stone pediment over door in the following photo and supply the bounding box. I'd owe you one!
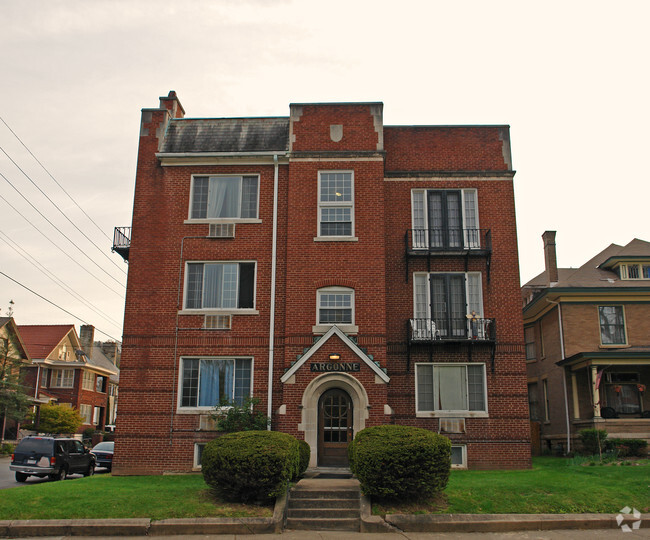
[280,325,389,384]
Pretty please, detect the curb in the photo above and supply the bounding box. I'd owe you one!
[384,513,649,533]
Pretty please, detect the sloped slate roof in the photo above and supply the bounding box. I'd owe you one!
[89,344,119,382]
[160,117,290,154]
[17,325,75,360]
[523,239,650,289]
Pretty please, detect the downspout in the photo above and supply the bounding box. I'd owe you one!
[548,298,569,454]
[267,154,279,429]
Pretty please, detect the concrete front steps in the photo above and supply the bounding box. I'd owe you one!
[285,473,361,531]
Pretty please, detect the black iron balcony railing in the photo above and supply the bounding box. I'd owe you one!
[408,317,496,343]
[112,227,131,262]
[406,228,492,253]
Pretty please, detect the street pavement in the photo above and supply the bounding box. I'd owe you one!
[7,530,650,539]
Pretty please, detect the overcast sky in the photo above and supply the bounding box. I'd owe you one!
[1,0,648,341]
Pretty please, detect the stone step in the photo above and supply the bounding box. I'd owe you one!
[289,497,359,509]
[285,517,360,531]
[289,489,359,500]
[287,508,359,519]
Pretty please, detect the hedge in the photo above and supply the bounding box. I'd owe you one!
[349,425,451,501]
[201,430,300,503]
[297,439,311,477]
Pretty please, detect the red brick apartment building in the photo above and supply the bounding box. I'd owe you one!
[113,92,530,474]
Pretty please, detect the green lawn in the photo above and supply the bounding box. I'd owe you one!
[373,457,650,515]
[0,474,272,520]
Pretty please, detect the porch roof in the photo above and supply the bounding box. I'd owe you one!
[558,348,650,368]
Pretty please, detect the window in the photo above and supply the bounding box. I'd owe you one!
[542,379,550,422]
[416,363,487,416]
[450,445,467,469]
[40,368,49,388]
[317,287,354,325]
[184,262,255,310]
[52,368,74,388]
[190,175,259,220]
[58,344,69,361]
[528,382,539,421]
[93,407,101,425]
[180,357,252,409]
[605,372,642,414]
[318,171,354,237]
[96,376,105,393]
[194,443,206,469]
[411,189,479,249]
[413,273,483,338]
[79,404,92,424]
[524,327,536,361]
[82,371,94,390]
[598,306,626,345]
[619,264,650,280]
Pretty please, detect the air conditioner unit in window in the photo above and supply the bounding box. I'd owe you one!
[208,223,235,238]
[204,314,232,330]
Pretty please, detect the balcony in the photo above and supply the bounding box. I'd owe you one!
[405,228,492,281]
[407,317,497,370]
[112,227,131,262]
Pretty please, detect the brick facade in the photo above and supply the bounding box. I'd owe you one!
[114,93,531,474]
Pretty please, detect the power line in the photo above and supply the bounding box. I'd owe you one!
[0,144,127,275]
[0,271,121,342]
[0,114,113,243]
[0,231,122,328]
[0,168,126,289]
[0,191,125,298]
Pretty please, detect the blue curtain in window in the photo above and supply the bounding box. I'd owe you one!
[199,360,233,406]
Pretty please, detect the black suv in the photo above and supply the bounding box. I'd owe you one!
[10,436,96,482]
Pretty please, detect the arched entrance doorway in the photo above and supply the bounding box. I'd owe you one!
[318,388,353,466]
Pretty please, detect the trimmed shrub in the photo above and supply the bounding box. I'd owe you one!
[579,428,608,455]
[606,438,648,457]
[202,430,300,503]
[349,425,451,501]
[297,439,310,477]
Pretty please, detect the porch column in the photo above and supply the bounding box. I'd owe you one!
[571,371,580,419]
[591,365,601,418]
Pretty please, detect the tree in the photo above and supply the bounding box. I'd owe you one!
[30,404,83,434]
[212,396,270,432]
[0,333,32,443]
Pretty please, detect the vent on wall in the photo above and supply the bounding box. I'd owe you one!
[208,223,235,238]
[204,314,232,330]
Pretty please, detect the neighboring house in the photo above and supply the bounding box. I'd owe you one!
[0,317,31,440]
[113,91,530,474]
[522,231,650,454]
[17,324,119,433]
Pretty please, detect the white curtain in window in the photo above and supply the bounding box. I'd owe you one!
[208,177,240,218]
[435,365,467,410]
[203,264,223,308]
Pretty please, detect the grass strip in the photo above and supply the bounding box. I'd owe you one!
[0,474,273,520]
[373,457,650,515]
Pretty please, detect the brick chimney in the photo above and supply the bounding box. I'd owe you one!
[542,231,559,285]
[159,90,185,119]
[79,325,95,358]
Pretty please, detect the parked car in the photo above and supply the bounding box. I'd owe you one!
[10,436,95,482]
[91,441,114,471]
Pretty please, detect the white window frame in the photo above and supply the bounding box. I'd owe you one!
[82,370,94,391]
[187,174,261,223]
[451,444,467,469]
[92,406,101,425]
[177,356,254,413]
[411,188,479,249]
[415,362,488,418]
[193,443,206,470]
[181,261,257,314]
[313,287,358,334]
[52,368,75,389]
[524,326,536,362]
[79,404,92,424]
[316,171,356,240]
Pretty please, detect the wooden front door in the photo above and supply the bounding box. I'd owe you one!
[318,388,353,467]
